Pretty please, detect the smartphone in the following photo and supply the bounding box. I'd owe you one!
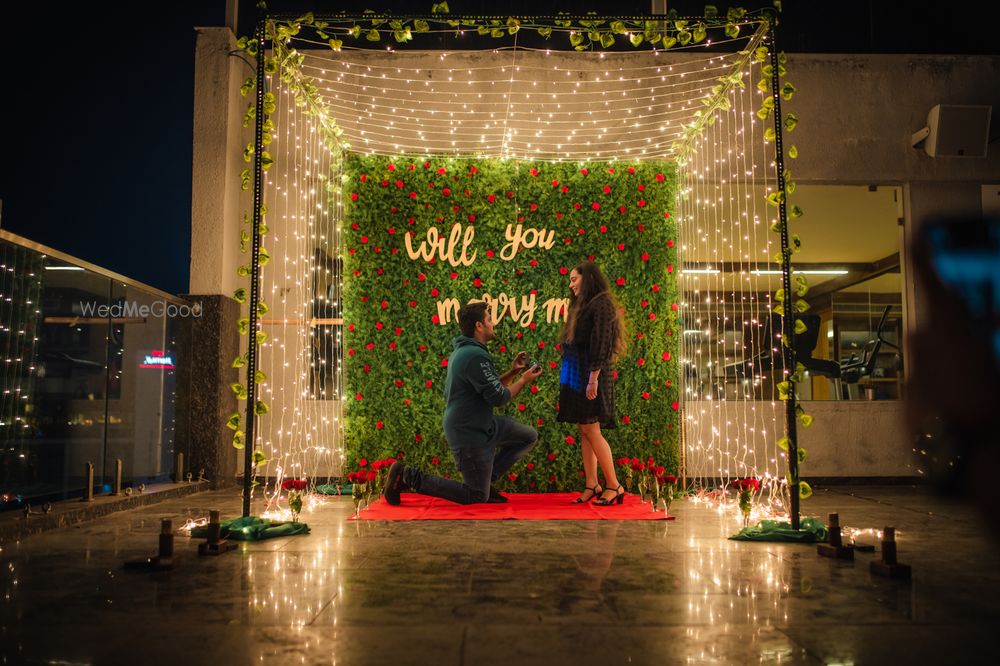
[922,218,1000,364]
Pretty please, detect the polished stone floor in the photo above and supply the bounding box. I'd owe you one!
[1,485,998,665]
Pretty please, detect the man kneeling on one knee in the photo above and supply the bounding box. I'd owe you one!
[384,302,543,505]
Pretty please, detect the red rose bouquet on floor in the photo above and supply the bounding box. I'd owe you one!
[281,479,308,521]
[658,474,679,511]
[369,458,398,500]
[734,478,760,527]
[347,469,377,512]
[616,457,635,494]
[631,459,648,502]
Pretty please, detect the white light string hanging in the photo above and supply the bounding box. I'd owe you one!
[675,49,789,514]
[298,47,747,160]
[254,71,344,518]
[251,18,791,514]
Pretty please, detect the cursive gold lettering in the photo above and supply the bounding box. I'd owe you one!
[542,298,570,324]
[405,224,478,267]
[499,223,556,261]
[434,292,543,327]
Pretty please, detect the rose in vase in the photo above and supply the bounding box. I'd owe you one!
[735,478,760,527]
[616,457,634,493]
[631,460,647,502]
[369,457,398,500]
[281,479,308,522]
[347,471,367,513]
[650,465,666,509]
[658,474,678,511]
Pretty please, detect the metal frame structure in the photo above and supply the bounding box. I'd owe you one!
[242,10,800,528]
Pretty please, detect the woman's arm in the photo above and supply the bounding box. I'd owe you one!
[587,297,616,371]
[586,369,601,400]
[585,297,616,399]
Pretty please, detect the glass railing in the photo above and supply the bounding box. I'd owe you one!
[0,230,188,511]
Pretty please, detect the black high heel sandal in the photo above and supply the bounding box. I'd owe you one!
[594,485,625,506]
[572,484,603,504]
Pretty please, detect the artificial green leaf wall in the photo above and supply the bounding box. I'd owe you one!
[342,155,681,491]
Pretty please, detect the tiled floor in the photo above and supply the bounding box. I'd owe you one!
[1,485,997,665]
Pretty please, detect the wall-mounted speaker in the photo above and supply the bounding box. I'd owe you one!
[924,104,992,157]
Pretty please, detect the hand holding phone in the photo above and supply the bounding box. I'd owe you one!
[923,219,1000,365]
[907,217,1000,500]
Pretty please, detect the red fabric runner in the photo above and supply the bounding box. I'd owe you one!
[347,492,675,520]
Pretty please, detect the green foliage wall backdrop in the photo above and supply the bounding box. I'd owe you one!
[342,154,679,491]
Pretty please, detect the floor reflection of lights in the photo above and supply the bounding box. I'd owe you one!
[678,502,795,630]
[4,561,16,604]
[245,549,342,626]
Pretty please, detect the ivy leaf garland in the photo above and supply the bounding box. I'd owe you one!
[758,34,813,503]
[254,5,769,55]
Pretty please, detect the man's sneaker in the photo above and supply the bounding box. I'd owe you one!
[487,486,508,503]
[384,461,406,505]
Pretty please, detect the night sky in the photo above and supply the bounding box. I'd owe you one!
[1,1,995,295]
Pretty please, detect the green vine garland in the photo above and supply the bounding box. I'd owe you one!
[256,3,768,53]
[754,41,812,503]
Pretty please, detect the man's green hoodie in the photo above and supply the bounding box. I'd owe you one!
[442,335,511,449]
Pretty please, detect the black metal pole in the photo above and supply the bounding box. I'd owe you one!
[243,19,267,517]
[766,18,799,530]
[102,281,113,492]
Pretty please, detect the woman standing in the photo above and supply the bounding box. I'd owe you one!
[557,262,627,505]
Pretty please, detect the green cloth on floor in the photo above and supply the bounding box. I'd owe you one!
[315,483,353,495]
[190,516,310,541]
[729,517,828,543]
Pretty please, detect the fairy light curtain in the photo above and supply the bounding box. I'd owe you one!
[248,16,791,510]
[0,244,43,461]
[252,82,344,510]
[675,95,788,510]
[304,49,730,159]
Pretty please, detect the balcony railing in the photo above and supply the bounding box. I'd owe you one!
[0,230,188,510]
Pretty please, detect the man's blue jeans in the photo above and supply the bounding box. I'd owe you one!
[417,416,537,504]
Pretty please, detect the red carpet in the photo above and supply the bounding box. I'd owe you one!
[347,492,675,520]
